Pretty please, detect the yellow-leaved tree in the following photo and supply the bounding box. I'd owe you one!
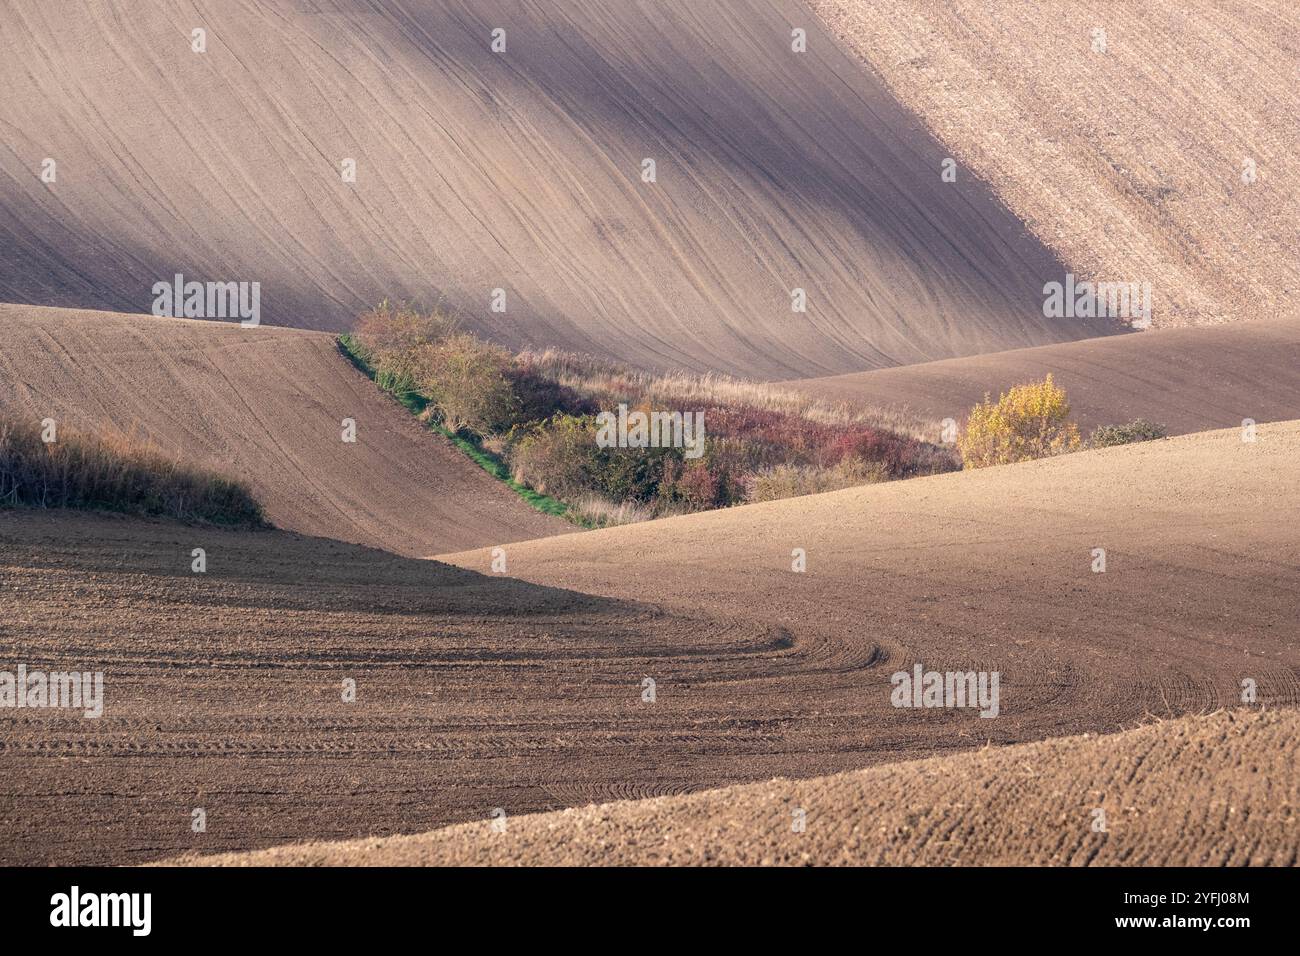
[957,374,1082,468]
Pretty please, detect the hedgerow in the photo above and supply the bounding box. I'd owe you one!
[349,302,961,523]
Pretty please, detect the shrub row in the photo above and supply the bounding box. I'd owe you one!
[351,302,959,522]
[0,415,264,526]
[354,305,1174,518]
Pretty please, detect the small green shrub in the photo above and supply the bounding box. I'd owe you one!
[508,414,601,500]
[1089,419,1168,448]
[508,413,683,505]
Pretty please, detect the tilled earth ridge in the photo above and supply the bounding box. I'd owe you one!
[3,421,1298,864]
[173,709,1300,866]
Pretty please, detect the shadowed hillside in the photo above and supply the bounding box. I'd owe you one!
[0,0,1109,378]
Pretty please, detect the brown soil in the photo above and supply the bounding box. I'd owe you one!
[3,422,1296,865]
[172,709,1300,866]
[779,317,1300,436]
[811,0,1300,329]
[2,1,1296,869]
[0,0,1110,378]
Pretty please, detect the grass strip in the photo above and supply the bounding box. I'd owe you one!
[337,334,578,524]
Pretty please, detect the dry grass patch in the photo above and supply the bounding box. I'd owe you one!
[0,415,264,526]
[516,348,932,440]
[748,459,889,502]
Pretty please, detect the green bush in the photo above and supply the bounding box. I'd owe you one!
[594,447,674,502]
[1088,419,1168,448]
[417,333,519,436]
[508,414,601,499]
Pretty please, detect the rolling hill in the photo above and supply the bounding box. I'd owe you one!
[173,708,1300,866]
[0,304,567,554]
[3,421,1296,864]
[0,0,1110,378]
[811,0,1300,329]
[780,317,1300,436]
[2,0,1296,873]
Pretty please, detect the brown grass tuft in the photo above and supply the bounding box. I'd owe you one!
[0,415,265,526]
[515,348,935,439]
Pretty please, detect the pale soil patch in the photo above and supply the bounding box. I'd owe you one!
[811,0,1300,328]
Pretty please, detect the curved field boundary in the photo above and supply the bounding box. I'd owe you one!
[777,319,1300,437]
[0,304,569,554]
[335,334,577,525]
[172,709,1300,866]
